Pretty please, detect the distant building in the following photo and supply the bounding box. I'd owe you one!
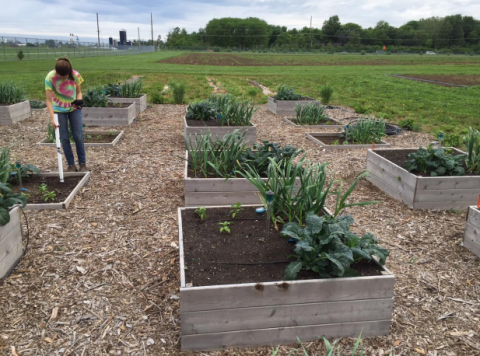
[126,41,132,46]
[119,30,127,45]
[113,39,118,47]
[109,37,113,46]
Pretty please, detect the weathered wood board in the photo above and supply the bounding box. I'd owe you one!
[82,103,135,127]
[36,130,124,148]
[184,117,256,147]
[0,100,31,126]
[184,152,299,206]
[24,172,91,211]
[465,206,480,257]
[267,96,319,116]
[366,148,480,210]
[283,116,345,129]
[108,94,147,114]
[306,133,391,150]
[177,206,395,351]
[0,207,23,279]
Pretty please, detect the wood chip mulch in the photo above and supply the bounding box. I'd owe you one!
[0,105,479,356]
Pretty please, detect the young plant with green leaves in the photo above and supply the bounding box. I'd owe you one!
[83,87,108,107]
[30,100,46,109]
[103,83,122,97]
[0,147,40,184]
[319,84,334,104]
[230,202,243,218]
[399,117,421,132]
[47,122,74,144]
[273,85,302,101]
[121,79,143,98]
[42,190,56,202]
[0,82,25,105]
[281,212,389,280]
[218,221,232,234]
[195,206,207,220]
[294,103,329,125]
[186,101,217,121]
[405,146,465,176]
[463,127,480,174]
[0,182,27,226]
[346,118,386,144]
[207,94,256,126]
[170,81,186,104]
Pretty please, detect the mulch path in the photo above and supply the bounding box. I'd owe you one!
[0,104,479,356]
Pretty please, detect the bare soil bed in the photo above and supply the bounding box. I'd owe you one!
[0,104,479,355]
[11,175,83,204]
[395,74,480,87]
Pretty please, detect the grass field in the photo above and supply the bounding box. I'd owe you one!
[0,51,479,136]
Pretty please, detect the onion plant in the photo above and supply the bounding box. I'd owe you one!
[346,118,386,144]
[83,87,108,107]
[121,80,143,98]
[294,103,329,125]
[208,94,256,126]
[239,157,378,227]
[463,127,480,174]
[0,82,25,105]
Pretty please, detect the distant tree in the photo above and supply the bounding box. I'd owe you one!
[322,15,342,42]
[17,50,24,60]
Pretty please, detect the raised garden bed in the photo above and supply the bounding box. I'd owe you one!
[0,207,23,279]
[11,172,90,210]
[464,207,480,257]
[306,133,391,150]
[36,130,124,148]
[0,100,31,126]
[108,94,147,115]
[178,205,395,351]
[183,152,299,206]
[366,148,480,210]
[267,96,318,116]
[184,116,256,147]
[82,103,135,127]
[283,116,344,129]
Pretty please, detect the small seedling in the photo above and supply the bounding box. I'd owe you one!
[37,183,48,194]
[43,190,56,202]
[332,139,340,145]
[97,135,103,140]
[195,206,207,220]
[218,221,232,234]
[258,237,265,243]
[230,202,243,218]
[397,176,402,181]
[21,192,30,200]
[108,131,115,136]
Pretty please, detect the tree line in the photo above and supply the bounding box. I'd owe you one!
[165,15,480,53]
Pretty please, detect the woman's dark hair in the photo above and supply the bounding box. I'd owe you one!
[55,57,75,81]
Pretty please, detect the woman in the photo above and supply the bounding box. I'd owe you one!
[45,57,87,172]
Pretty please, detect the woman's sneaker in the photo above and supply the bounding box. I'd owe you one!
[79,164,88,172]
[66,165,78,172]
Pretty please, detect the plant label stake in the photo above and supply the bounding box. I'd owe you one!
[54,114,64,183]
[477,193,480,209]
[438,132,444,147]
[372,142,375,150]
[265,191,274,238]
[345,125,349,142]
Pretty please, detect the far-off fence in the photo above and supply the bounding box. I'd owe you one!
[0,36,155,62]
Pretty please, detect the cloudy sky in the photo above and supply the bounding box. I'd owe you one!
[1,0,478,43]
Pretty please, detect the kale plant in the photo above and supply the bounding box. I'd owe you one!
[281,213,389,280]
[404,146,465,176]
[104,83,122,97]
[273,85,302,101]
[83,87,108,107]
[0,182,27,226]
[186,101,217,121]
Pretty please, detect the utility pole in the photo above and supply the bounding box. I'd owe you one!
[96,13,100,46]
[310,16,313,50]
[138,27,140,45]
[151,13,154,46]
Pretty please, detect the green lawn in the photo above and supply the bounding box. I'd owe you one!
[1,51,479,136]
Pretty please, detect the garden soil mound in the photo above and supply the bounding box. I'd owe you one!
[0,104,479,355]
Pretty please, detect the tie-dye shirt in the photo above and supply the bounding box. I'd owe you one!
[45,70,84,112]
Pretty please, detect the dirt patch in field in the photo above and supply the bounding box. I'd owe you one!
[394,74,480,87]
[159,53,480,67]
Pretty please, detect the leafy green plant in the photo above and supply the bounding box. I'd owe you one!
[0,82,25,105]
[319,84,334,104]
[103,82,122,97]
[37,183,48,194]
[170,81,186,104]
[218,221,232,234]
[30,100,46,109]
[195,206,207,220]
[399,118,421,132]
[230,202,243,218]
[405,146,465,176]
[83,87,108,107]
[47,122,74,144]
[0,182,27,226]
[281,212,389,280]
[208,94,256,126]
[463,127,480,174]
[0,147,40,184]
[42,190,56,202]
[346,118,386,144]
[186,101,217,121]
[273,85,302,101]
[294,103,329,125]
[151,92,165,104]
[444,133,462,148]
[121,79,143,98]
[17,50,24,61]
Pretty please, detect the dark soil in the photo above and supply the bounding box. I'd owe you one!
[10,175,83,204]
[396,74,480,87]
[186,118,252,127]
[181,207,384,287]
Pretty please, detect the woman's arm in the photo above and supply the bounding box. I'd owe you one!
[45,90,57,128]
[76,84,82,100]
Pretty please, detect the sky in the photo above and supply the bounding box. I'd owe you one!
[1,0,479,44]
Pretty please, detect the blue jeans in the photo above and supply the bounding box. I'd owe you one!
[57,109,86,166]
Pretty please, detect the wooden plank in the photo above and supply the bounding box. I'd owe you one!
[464,238,480,258]
[185,177,300,192]
[181,320,391,351]
[283,117,344,129]
[416,176,480,190]
[467,207,480,228]
[412,201,473,210]
[36,131,124,148]
[414,188,480,203]
[0,207,21,243]
[185,191,263,206]
[180,274,394,312]
[82,104,135,127]
[366,173,414,208]
[0,225,22,264]
[182,298,392,335]
[464,222,480,246]
[63,171,91,209]
[367,150,417,188]
[0,242,23,279]
[307,134,390,150]
[0,101,30,125]
[366,159,415,199]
